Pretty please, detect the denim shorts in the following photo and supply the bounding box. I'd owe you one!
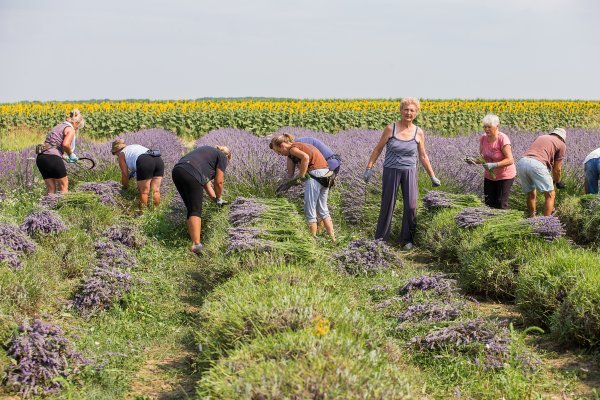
[517,157,554,193]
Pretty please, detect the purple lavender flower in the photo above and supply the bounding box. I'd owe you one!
[105,224,146,249]
[0,246,22,270]
[5,319,90,397]
[334,239,402,276]
[20,210,67,236]
[397,302,461,323]
[94,240,137,270]
[398,274,455,297]
[454,207,502,228]
[39,193,63,209]
[227,227,274,253]
[77,181,122,206]
[0,223,36,253]
[229,197,268,227]
[527,216,565,241]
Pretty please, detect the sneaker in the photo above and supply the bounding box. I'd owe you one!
[403,242,414,251]
[191,243,204,254]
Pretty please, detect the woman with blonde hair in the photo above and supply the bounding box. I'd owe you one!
[270,133,336,242]
[35,109,85,194]
[364,97,440,250]
[111,139,164,211]
[172,145,232,254]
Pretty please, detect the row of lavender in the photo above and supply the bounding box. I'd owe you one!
[1,186,146,396]
[419,190,600,347]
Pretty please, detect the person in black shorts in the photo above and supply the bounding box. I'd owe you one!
[172,145,231,254]
[111,139,165,211]
[36,109,85,194]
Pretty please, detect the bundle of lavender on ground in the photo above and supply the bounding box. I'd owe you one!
[20,210,67,236]
[105,223,146,248]
[489,215,566,243]
[77,181,122,206]
[333,238,402,276]
[454,207,509,228]
[5,319,90,397]
[422,190,480,211]
[0,223,36,270]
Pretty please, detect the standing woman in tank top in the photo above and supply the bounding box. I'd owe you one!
[36,109,85,194]
[111,139,165,212]
[363,97,440,250]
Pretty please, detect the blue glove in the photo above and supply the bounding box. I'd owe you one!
[431,176,441,187]
[482,162,499,171]
[64,153,78,163]
[363,168,373,183]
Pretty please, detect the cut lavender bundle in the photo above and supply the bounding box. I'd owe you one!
[20,210,67,236]
[5,319,90,397]
[398,274,455,297]
[412,318,511,369]
[454,207,502,228]
[0,246,22,270]
[39,193,63,209]
[397,302,461,324]
[423,190,480,211]
[74,266,134,317]
[227,227,274,254]
[334,238,402,276]
[77,181,121,206]
[228,197,268,227]
[527,216,565,241]
[105,224,146,249]
[94,240,137,269]
[0,223,36,253]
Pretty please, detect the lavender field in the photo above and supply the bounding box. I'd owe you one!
[1,126,599,398]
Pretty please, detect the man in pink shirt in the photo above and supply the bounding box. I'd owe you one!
[516,128,567,217]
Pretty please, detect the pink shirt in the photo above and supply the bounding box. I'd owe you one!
[479,132,517,181]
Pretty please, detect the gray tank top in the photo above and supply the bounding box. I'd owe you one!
[383,123,419,169]
[43,122,73,157]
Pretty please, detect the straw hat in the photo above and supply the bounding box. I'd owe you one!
[111,139,127,155]
[550,128,566,142]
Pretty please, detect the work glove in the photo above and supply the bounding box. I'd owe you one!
[555,181,566,190]
[363,168,373,183]
[430,176,441,187]
[215,197,229,207]
[64,153,78,163]
[128,171,136,179]
[482,162,499,171]
[464,156,477,165]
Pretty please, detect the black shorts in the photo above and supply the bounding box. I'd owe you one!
[136,154,165,180]
[172,165,204,219]
[36,153,67,180]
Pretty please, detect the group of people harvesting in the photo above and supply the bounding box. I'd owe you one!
[35,101,600,254]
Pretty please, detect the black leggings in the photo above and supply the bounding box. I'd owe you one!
[172,166,204,218]
[483,178,514,209]
[136,154,164,180]
[36,154,67,179]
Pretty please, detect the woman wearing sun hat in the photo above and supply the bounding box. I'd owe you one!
[111,139,164,211]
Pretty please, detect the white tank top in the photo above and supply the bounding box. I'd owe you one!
[123,144,149,172]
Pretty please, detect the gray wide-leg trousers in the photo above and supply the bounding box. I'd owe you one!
[375,167,417,243]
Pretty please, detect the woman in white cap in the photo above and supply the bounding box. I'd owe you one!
[35,109,84,194]
[516,128,567,217]
[111,139,164,211]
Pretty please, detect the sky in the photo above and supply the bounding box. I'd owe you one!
[0,0,598,102]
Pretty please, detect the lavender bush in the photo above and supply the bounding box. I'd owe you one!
[20,210,67,236]
[334,238,402,276]
[5,319,90,397]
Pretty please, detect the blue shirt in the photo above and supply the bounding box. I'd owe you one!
[295,137,341,172]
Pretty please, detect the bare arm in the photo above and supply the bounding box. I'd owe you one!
[204,182,216,199]
[417,129,436,177]
[213,167,225,198]
[495,144,514,167]
[117,153,129,188]
[552,159,563,183]
[289,147,309,177]
[62,127,75,155]
[366,125,392,168]
[286,158,296,179]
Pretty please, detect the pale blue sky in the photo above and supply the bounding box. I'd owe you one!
[0,0,598,101]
